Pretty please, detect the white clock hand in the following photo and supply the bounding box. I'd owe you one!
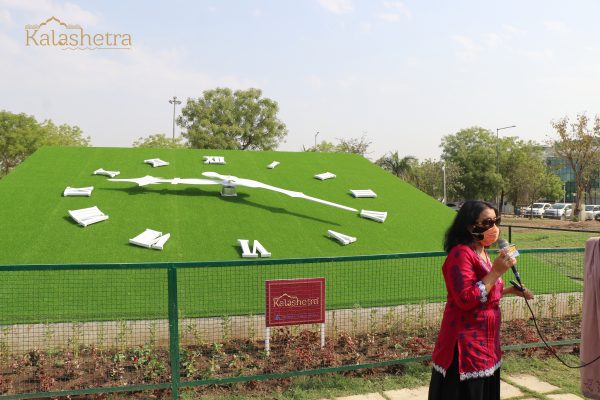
[110,173,358,212]
[109,176,219,187]
[201,172,358,212]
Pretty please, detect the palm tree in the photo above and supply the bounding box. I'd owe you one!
[375,151,418,180]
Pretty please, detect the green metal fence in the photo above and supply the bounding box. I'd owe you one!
[0,226,595,399]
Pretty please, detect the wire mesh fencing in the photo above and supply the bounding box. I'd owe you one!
[506,224,600,251]
[0,245,586,399]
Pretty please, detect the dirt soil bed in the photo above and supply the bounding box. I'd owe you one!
[0,316,581,399]
[503,215,600,231]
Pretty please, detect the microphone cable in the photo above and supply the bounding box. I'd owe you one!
[510,280,600,369]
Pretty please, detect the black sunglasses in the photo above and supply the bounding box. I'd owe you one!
[475,217,501,229]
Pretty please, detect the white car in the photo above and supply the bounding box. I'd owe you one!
[543,203,574,219]
[584,205,600,220]
[522,203,551,218]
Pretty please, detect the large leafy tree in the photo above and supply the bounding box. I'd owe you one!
[302,140,337,153]
[504,144,563,217]
[0,111,43,176]
[441,127,502,201]
[178,88,288,150]
[303,135,372,156]
[41,120,91,147]
[550,113,600,220]
[132,133,186,149]
[334,135,372,156]
[1,111,89,177]
[411,159,463,202]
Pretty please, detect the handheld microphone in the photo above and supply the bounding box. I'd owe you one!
[497,239,522,288]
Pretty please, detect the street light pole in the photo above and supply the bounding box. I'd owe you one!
[314,131,319,148]
[442,163,447,204]
[169,96,182,140]
[496,125,517,212]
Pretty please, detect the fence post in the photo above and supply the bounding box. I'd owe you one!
[168,266,181,400]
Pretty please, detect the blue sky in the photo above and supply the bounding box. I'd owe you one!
[1,0,600,160]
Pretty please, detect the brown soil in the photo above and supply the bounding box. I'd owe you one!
[503,215,600,231]
[0,316,581,399]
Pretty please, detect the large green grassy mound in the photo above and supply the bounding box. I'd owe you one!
[0,146,455,264]
[0,148,581,325]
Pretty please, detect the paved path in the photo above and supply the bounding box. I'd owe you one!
[316,374,582,400]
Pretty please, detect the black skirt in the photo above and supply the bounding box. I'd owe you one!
[428,347,500,400]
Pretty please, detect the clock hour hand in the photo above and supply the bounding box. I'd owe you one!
[201,172,358,212]
[108,176,219,187]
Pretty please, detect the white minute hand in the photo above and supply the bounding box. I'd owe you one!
[201,172,358,212]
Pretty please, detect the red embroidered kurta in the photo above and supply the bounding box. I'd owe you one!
[431,244,504,381]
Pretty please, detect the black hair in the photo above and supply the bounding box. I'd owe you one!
[443,200,498,253]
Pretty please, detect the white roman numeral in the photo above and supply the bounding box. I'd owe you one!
[238,239,271,258]
[203,156,226,164]
[327,230,357,245]
[350,189,377,198]
[360,209,388,223]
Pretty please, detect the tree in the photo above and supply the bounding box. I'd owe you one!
[0,111,89,177]
[375,151,418,180]
[41,120,91,147]
[132,134,186,149]
[500,139,550,210]
[0,111,43,176]
[441,127,502,201]
[302,140,337,153]
[303,135,372,156]
[505,151,563,218]
[334,135,372,156]
[550,113,600,220]
[411,159,464,202]
[178,88,288,150]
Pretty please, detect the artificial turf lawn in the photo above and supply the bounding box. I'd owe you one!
[0,252,582,324]
[0,146,455,264]
[0,147,583,324]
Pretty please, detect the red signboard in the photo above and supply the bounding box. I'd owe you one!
[265,278,325,327]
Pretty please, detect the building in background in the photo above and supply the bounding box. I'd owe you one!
[544,148,600,204]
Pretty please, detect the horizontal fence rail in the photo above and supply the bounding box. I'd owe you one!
[0,229,594,399]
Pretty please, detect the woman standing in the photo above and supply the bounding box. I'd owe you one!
[428,200,534,400]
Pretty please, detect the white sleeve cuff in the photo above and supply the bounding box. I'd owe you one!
[477,280,488,303]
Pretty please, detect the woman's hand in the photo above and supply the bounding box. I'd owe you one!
[482,253,516,293]
[491,252,515,276]
[504,285,534,299]
[516,286,534,300]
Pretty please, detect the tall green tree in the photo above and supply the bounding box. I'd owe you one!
[505,149,563,217]
[334,135,372,156]
[132,133,186,149]
[550,113,600,220]
[178,88,288,150]
[1,112,89,177]
[303,135,372,156]
[440,127,502,201]
[302,140,337,153]
[411,159,463,202]
[41,120,91,147]
[0,111,43,176]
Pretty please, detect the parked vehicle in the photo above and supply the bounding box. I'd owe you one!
[543,203,573,219]
[596,212,600,221]
[584,205,600,220]
[522,203,551,218]
[446,202,462,211]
